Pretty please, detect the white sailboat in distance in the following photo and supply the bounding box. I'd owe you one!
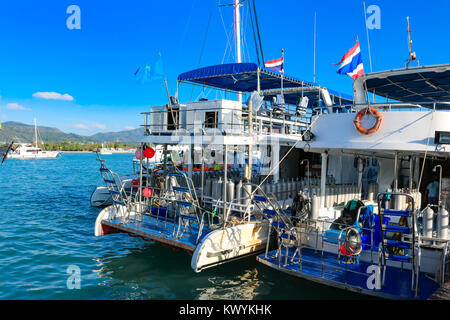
[8,119,61,159]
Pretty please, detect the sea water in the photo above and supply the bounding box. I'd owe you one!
[0,153,365,300]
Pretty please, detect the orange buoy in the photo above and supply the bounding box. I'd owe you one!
[354,107,382,135]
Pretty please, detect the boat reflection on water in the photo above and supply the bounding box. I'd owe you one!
[195,268,261,300]
[91,242,267,300]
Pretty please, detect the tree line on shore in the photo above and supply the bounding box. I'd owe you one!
[37,141,137,151]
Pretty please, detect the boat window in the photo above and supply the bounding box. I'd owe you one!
[204,111,218,129]
[167,109,179,130]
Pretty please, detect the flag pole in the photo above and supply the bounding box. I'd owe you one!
[313,11,316,83]
[363,2,375,103]
[281,48,284,95]
[363,2,373,73]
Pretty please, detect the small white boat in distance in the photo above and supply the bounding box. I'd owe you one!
[8,119,60,159]
[99,143,112,155]
[8,143,60,159]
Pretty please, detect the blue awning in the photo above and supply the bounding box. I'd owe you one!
[178,62,353,105]
[178,62,314,92]
[364,64,450,109]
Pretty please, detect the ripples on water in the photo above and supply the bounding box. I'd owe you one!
[0,153,366,300]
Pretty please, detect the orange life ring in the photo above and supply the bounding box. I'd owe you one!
[354,107,382,135]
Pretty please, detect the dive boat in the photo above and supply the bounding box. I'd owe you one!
[256,64,450,300]
[93,0,360,273]
[93,61,354,272]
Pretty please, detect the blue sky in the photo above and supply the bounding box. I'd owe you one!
[0,0,448,135]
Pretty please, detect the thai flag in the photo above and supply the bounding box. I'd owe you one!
[335,40,364,80]
[264,57,284,74]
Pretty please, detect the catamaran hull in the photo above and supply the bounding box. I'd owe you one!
[191,221,270,272]
[90,178,134,207]
[90,186,113,207]
[94,205,134,237]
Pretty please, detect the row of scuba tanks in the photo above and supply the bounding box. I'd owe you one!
[170,169,366,207]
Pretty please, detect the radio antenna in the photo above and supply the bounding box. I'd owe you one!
[405,16,419,68]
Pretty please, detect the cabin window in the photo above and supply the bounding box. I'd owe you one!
[204,111,218,129]
[167,108,179,130]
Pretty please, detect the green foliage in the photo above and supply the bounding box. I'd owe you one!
[39,141,137,151]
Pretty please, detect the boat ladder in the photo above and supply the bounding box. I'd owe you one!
[169,171,203,241]
[377,192,422,297]
[96,152,132,222]
[252,186,297,263]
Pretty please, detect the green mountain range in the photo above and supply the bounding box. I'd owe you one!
[0,121,142,144]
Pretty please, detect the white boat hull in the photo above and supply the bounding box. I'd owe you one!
[90,177,134,207]
[90,186,113,207]
[8,151,60,159]
[191,220,270,272]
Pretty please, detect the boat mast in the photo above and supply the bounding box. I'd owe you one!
[234,0,242,102]
[313,12,316,83]
[34,118,38,148]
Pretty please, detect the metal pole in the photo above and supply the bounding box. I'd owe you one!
[34,118,38,148]
[313,12,316,83]
[394,153,398,191]
[201,148,205,204]
[235,0,242,103]
[320,152,328,209]
[358,157,364,195]
[223,144,228,226]
[363,1,375,103]
[247,99,253,181]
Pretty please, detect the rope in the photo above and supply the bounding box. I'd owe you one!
[251,0,265,63]
[190,0,215,101]
[247,0,260,65]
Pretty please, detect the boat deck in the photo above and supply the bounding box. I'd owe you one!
[101,214,213,252]
[257,248,439,300]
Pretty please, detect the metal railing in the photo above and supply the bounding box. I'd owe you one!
[140,104,309,139]
[313,101,450,115]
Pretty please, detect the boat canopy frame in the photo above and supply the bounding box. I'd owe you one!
[356,64,450,110]
[176,62,353,107]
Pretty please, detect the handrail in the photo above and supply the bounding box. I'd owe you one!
[312,100,450,115]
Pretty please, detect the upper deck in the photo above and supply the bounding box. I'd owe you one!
[139,62,353,146]
[297,64,450,158]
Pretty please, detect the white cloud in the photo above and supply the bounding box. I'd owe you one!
[124,126,134,130]
[32,92,74,101]
[72,123,90,130]
[6,103,30,111]
[93,123,107,130]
